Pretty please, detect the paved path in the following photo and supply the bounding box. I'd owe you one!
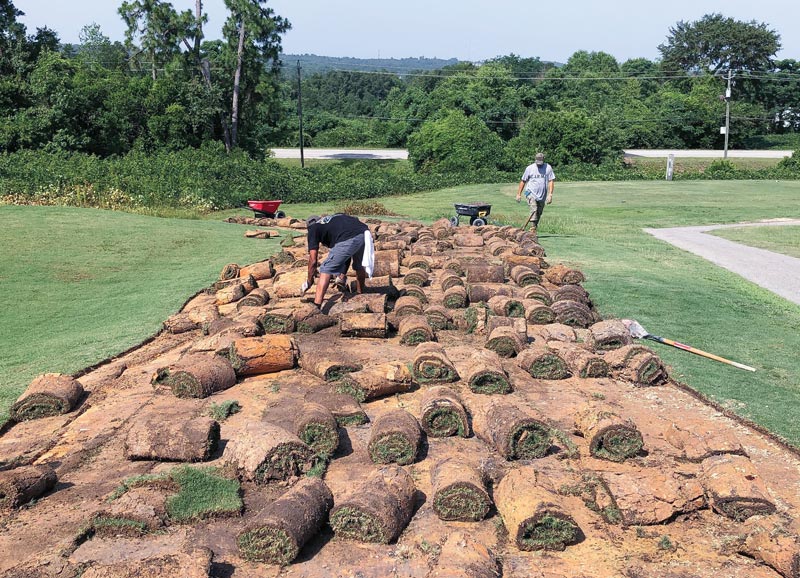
[644,219,800,305]
[625,149,792,159]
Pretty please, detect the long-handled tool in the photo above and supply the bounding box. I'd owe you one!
[521,209,535,231]
[622,319,755,372]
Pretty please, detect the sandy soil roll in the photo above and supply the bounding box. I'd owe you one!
[11,373,84,421]
[258,307,296,334]
[0,465,57,511]
[411,242,435,256]
[600,470,704,526]
[163,312,200,334]
[494,467,581,551]
[220,263,241,280]
[530,323,576,343]
[336,362,412,402]
[226,335,298,376]
[304,389,368,427]
[427,532,499,578]
[544,264,586,285]
[403,268,429,287]
[588,320,632,351]
[549,342,609,378]
[471,399,553,459]
[216,281,246,305]
[272,269,308,298]
[739,523,800,578]
[224,422,314,483]
[420,386,469,438]
[329,465,416,544]
[453,348,511,394]
[574,406,643,462]
[398,314,435,345]
[439,270,465,292]
[430,458,491,521]
[239,259,275,281]
[700,454,776,521]
[412,342,458,383]
[603,343,656,368]
[510,265,541,287]
[487,295,526,318]
[454,234,485,248]
[521,284,552,305]
[294,402,339,457]
[521,299,556,325]
[424,305,454,331]
[443,285,468,309]
[467,283,512,304]
[551,299,596,328]
[465,264,504,283]
[485,326,525,358]
[339,312,388,338]
[373,249,401,277]
[368,409,422,465]
[236,287,270,310]
[124,416,220,462]
[517,345,570,380]
[237,477,333,566]
[605,346,668,386]
[153,354,236,399]
[298,349,362,381]
[394,295,424,316]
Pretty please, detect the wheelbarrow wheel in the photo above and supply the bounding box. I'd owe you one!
[472,217,486,227]
[275,210,286,219]
[450,216,459,226]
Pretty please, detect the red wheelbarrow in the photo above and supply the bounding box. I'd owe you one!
[247,200,285,219]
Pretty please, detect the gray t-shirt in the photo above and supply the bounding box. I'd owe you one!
[521,162,556,201]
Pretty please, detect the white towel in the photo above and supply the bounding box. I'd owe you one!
[361,230,375,278]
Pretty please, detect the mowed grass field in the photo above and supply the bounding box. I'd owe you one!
[3,179,800,445]
[711,224,800,258]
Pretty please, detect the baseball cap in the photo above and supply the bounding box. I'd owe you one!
[535,152,545,165]
[306,215,321,226]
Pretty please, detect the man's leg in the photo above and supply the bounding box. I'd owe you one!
[314,273,333,307]
[531,199,546,228]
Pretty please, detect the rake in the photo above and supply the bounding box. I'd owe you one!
[622,319,755,372]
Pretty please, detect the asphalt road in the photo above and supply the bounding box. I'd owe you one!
[645,219,800,306]
[269,148,792,160]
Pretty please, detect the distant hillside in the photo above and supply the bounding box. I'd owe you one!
[280,54,461,77]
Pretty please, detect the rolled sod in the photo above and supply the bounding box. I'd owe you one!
[296,313,336,334]
[503,254,543,275]
[398,314,435,345]
[153,354,237,399]
[420,386,468,438]
[401,284,428,304]
[405,255,432,272]
[372,249,401,278]
[700,454,776,521]
[465,264,504,284]
[423,305,453,331]
[444,259,465,277]
[394,295,423,317]
[550,300,596,328]
[521,299,556,325]
[412,342,458,383]
[472,400,553,460]
[443,285,468,309]
[236,287,270,310]
[224,422,314,483]
[454,234,485,248]
[336,362,412,402]
[163,312,199,334]
[740,524,800,578]
[0,465,57,511]
[574,407,643,462]
[11,373,84,421]
[429,532,499,578]
[219,263,241,280]
[551,283,592,306]
[510,265,541,287]
[360,275,400,299]
[517,345,570,380]
[225,335,298,376]
[544,264,586,286]
[431,457,490,521]
[239,259,275,281]
[487,295,525,318]
[294,403,339,457]
[550,343,609,378]
[467,283,512,304]
[329,465,416,544]
[588,320,632,352]
[215,281,246,305]
[403,268,429,287]
[258,308,296,334]
[304,389,368,427]
[455,348,511,394]
[237,477,333,566]
[367,409,422,466]
[486,239,510,256]
[485,326,525,358]
[495,467,581,551]
[486,316,528,343]
[439,270,465,292]
[339,312,388,338]
[452,303,489,334]
[125,416,220,462]
[298,349,362,381]
[521,285,552,305]
[605,345,668,386]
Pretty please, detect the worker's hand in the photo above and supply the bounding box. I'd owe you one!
[516,196,521,203]
[546,195,552,205]
[301,280,311,293]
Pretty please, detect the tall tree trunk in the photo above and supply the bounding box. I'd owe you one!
[231,19,246,149]
[194,0,203,54]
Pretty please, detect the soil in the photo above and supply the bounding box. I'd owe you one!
[1,219,800,577]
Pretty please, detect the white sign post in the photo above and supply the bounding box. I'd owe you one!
[666,154,674,181]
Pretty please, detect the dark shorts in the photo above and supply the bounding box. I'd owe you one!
[319,234,366,275]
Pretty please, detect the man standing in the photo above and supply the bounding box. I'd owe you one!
[302,214,374,309]
[516,152,555,231]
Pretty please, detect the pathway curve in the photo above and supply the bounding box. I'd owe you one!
[644,219,800,306]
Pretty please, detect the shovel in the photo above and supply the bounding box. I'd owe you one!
[621,319,755,372]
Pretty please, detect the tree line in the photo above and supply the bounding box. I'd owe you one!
[2,1,799,173]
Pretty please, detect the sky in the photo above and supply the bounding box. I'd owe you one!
[15,0,800,64]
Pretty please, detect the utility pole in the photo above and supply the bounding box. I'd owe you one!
[297,60,305,169]
[723,70,732,159]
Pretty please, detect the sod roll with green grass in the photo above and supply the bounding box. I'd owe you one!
[517,346,570,380]
[549,342,609,379]
[431,457,491,522]
[588,320,632,352]
[487,295,526,318]
[367,409,422,466]
[298,349,362,382]
[294,403,339,458]
[522,300,556,325]
[237,477,333,566]
[550,300,596,328]
[153,353,236,399]
[604,345,669,387]
[398,314,435,345]
[335,362,412,402]
[411,342,458,383]
[223,422,314,483]
[0,465,57,511]
[329,465,416,544]
[10,373,84,422]
[472,400,553,460]
[420,386,469,438]
[574,407,643,462]
[485,326,525,358]
[700,454,776,522]
[423,305,454,331]
[455,348,511,394]
[303,389,367,427]
[124,415,220,462]
[443,285,468,309]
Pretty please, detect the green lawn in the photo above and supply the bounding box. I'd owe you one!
[711,224,800,258]
[0,206,276,421]
[3,180,800,446]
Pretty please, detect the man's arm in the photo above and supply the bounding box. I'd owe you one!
[516,180,526,202]
[307,249,318,286]
[546,179,554,204]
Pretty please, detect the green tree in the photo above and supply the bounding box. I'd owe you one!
[658,14,781,74]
